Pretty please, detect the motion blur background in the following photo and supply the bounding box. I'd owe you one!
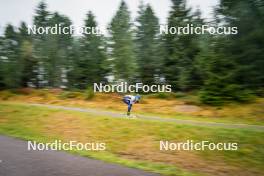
[0,0,263,104]
[0,1,264,176]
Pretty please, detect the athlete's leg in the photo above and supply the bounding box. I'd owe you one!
[123,98,131,116]
[127,104,132,116]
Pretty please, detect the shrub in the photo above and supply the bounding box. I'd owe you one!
[0,91,14,100]
[85,87,95,100]
[199,84,254,106]
[11,88,33,95]
[199,90,224,106]
[36,89,48,98]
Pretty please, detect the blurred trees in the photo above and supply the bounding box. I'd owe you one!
[73,11,108,89]
[1,24,22,88]
[46,12,73,88]
[0,36,5,88]
[108,1,137,82]
[199,0,264,104]
[0,0,263,105]
[218,0,264,91]
[164,0,203,91]
[135,2,163,84]
[33,1,50,87]
[33,2,73,88]
[18,22,35,87]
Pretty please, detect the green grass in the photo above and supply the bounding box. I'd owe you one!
[0,102,263,176]
[133,111,264,125]
[1,89,264,125]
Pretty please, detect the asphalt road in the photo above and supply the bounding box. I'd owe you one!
[0,135,159,176]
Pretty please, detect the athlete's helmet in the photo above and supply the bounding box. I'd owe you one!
[135,95,141,101]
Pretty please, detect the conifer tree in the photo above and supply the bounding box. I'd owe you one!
[108,1,137,82]
[135,3,162,84]
[46,12,73,88]
[33,1,50,87]
[2,24,22,88]
[0,36,5,89]
[165,0,202,90]
[74,11,108,89]
[217,0,264,91]
[199,0,264,104]
[18,22,36,87]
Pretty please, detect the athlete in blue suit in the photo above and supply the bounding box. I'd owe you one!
[122,95,141,116]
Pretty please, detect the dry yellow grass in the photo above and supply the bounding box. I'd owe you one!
[1,89,264,124]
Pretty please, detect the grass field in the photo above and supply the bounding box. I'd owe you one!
[0,101,263,176]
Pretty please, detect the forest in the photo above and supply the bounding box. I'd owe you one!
[0,0,263,105]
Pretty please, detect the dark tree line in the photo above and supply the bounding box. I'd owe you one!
[0,0,263,105]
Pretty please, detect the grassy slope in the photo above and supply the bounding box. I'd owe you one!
[0,102,263,176]
[0,89,264,125]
